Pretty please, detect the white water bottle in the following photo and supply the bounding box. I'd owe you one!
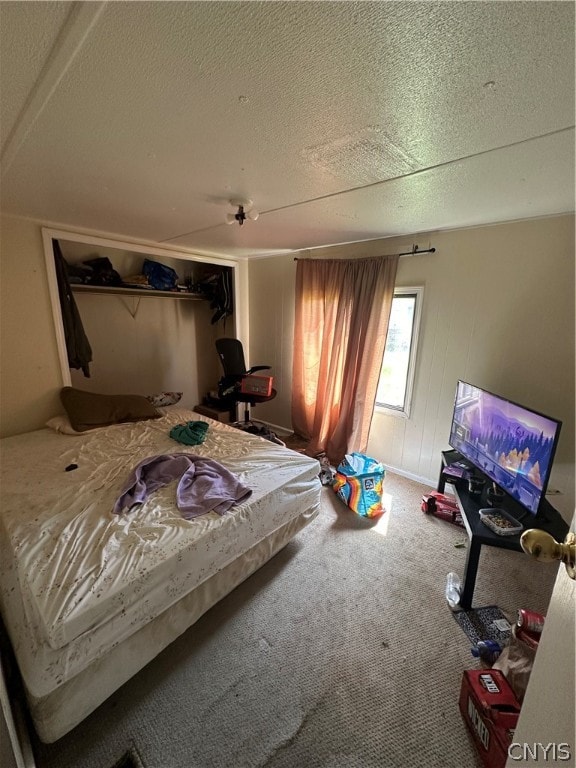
[445,572,461,609]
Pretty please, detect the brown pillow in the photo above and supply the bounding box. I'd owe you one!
[60,387,161,432]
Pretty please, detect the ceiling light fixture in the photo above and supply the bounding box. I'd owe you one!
[226,198,259,226]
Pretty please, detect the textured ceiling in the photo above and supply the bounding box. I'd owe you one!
[1,1,574,259]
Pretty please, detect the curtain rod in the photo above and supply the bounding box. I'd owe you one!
[399,246,436,257]
[294,245,435,261]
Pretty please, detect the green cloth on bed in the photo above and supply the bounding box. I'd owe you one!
[169,420,209,446]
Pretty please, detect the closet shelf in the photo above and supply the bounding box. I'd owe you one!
[71,284,206,300]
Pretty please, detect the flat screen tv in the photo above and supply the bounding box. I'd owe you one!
[448,381,562,517]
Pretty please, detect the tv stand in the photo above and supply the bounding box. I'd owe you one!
[438,450,569,611]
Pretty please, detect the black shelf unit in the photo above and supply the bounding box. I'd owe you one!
[438,449,568,610]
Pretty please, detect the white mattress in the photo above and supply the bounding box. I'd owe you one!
[0,408,321,702]
[28,513,313,742]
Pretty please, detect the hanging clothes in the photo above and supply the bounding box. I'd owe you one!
[53,240,93,377]
[210,269,233,325]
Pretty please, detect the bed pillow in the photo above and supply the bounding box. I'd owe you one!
[45,414,129,435]
[46,414,90,435]
[60,387,161,432]
[146,391,183,407]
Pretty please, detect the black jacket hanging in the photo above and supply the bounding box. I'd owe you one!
[53,240,93,377]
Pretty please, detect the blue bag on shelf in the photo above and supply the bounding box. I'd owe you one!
[142,259,178,291]
[332,452,386,518]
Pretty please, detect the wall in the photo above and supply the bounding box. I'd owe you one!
[0,215,63,435]
[248,215,575,520]
[69,293,220,410]
[246,255,297,429]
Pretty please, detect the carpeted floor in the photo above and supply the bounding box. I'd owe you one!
[110,747,144,768]
[282,432,311,453]
[28,472,557,768]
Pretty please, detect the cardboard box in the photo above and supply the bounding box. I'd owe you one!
[459,669,521,768]
[240,375,274,397]
[421,492,464,528]
[193,404,233,423]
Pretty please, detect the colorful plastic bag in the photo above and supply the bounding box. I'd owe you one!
[142,259,178,291]
[333,452,386,518]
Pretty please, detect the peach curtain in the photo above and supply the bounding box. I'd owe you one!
[291,255,399,465]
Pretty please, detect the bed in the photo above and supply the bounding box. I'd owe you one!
[0,405,321,742]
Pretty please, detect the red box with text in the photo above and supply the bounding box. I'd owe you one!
[240,375,274,397]
[421,491,464,528]
[459,669,521,768]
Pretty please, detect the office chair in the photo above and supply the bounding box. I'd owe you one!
[215,338,277,427]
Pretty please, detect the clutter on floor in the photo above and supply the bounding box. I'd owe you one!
[316,453,335,486]
[235,422,285,446]
[333,452,386,518]
[445,572,462,610]
[492,610,544,703]
[459,668,521,768]
[452,605,512,646]
[458,606,546,766]
[421,491,464,528]
[471,639,503,664]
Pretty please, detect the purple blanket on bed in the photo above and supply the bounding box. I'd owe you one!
[113,453,252,519]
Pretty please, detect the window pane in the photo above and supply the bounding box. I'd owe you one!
[376,295,416,409]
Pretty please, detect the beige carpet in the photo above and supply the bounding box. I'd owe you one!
[31,472,557,768]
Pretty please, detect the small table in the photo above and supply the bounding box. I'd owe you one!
[438,450,569,611]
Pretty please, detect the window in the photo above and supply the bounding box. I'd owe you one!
[375,287,423,417]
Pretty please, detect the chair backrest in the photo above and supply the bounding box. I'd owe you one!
[216,338,247,377]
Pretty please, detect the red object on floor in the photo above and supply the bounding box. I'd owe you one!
[459,669,521,768]
[421,491,464,528]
